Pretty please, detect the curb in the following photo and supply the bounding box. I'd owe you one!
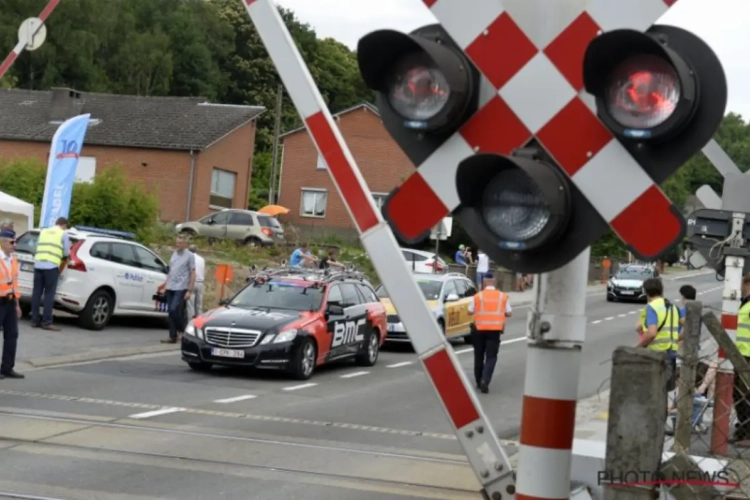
[24,344,180,368]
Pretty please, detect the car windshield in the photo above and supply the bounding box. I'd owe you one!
[14,231,80,255]
[614,269,652,281]
[230,280,324,311]
[376,279,443,301]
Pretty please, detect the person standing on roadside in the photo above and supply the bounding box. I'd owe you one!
[468,274,511,394]
[475,249,489,289]
[186,245,205,320]
[0,229,24,378]
[161,235,196,344]
[635,277,680,392]
[31,217,69,331]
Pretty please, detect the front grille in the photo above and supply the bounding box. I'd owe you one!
[205,327,261,348]
[387,314,400,323]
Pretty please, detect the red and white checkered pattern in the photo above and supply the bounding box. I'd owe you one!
[386,0,683,259]
[0,0,60,80]
[240,0,515,495]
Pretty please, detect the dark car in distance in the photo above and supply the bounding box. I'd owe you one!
[606,265,659,303]
[181,268,388,380]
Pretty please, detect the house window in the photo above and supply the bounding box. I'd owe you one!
[372,192,388,209]
[317,155,327,170]
[300,189,327,218]
[210,168,236,208]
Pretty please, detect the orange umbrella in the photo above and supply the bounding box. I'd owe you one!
[258,204,289,216]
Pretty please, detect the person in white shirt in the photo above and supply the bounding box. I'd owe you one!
[187,245,205,319]
[476,249,490,289]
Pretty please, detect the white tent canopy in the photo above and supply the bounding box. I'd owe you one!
[0,191,34,234]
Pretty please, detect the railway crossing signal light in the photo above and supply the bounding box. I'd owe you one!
[455,145,609,274]
[356,24,480,173]
[687,209,750,278]
[582,25,728,183]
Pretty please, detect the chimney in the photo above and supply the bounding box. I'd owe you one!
[49,87,81,121]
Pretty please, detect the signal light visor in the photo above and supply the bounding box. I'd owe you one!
[456,152,571,252]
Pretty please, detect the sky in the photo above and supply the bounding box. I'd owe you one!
[276,0,750,120]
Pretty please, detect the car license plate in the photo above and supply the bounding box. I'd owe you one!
[211,348,245,359]
[620,291,635,295]
[20,262,33,273]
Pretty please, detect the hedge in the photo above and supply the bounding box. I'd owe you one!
[0,158,159,242]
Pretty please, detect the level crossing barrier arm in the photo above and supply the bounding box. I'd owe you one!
[237,1,515,497]
[0,0,61,81]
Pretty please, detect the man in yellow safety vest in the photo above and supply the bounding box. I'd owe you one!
[31,217,69,331]
[636,277,680,392]
[732,272,750,447]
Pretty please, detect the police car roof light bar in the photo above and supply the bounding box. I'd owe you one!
[239,1,515,497]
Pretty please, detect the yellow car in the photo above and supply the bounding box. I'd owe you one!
[374,272,477,344]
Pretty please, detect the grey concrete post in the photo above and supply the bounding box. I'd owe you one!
[603,347,668,500]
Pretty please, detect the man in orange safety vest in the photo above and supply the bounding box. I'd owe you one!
[0,228,23,379]
[468,274,511,393]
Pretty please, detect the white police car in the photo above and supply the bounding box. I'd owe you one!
[13,226,172,330]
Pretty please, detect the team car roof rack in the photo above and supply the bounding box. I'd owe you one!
[245,263,369,285]
[72,226,136,240]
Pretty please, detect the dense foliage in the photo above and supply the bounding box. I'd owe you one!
[0,0,372,206]
[1,0,749,259]
[0,158,159,242]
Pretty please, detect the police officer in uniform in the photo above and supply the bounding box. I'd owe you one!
[0,229,24,378]
[635,277,679,392]
[468,274,512,393]
[731,272,750,447]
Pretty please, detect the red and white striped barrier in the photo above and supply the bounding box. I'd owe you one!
[712,255,743,454]
[239,0,515,496]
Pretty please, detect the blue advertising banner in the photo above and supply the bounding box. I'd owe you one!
[38,113,91,228]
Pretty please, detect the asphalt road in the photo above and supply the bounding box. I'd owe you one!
[0,271,723,499]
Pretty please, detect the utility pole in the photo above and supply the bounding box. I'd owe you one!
[268,83,283,205]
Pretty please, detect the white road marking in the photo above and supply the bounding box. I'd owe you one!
[386,361,413,368]
[340,371,369,378]
[455,347,472,354]
[604,316,614,321]
[129,407,184,419]
[283,383,317,391]
[455,336,526,355]
[617,314,627,318]
[591,320,602,324]
[214,395,257,404]
[629,310,638,314]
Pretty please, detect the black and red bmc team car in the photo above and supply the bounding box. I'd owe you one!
[181,267,388,380]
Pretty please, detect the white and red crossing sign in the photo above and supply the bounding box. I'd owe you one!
[0,0,60,81]
[386,0,683,260]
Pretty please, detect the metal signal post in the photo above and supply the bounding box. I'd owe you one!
[238,1,515,498]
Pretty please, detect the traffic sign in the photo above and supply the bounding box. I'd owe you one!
[367,0,725,272]
[18,18,46,51]
[429,217,452,240]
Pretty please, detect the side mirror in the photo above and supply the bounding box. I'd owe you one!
[281,258,288,266]
[164,265,170,274]
[219,298,230,306]
[445,293,460,302]
[250,264,257,271]
[327,304,345,315]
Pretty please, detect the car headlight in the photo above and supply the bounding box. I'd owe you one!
[184,321,203,339]
[273,329,298,343]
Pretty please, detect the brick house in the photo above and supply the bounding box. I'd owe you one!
[0,87,265,222]
[277,103,414,237]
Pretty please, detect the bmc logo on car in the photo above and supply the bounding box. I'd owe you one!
[332,318,365,347]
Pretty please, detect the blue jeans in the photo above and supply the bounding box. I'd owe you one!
[476,272,488,288]
[31,267,59,326]
[166,289,186,340]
